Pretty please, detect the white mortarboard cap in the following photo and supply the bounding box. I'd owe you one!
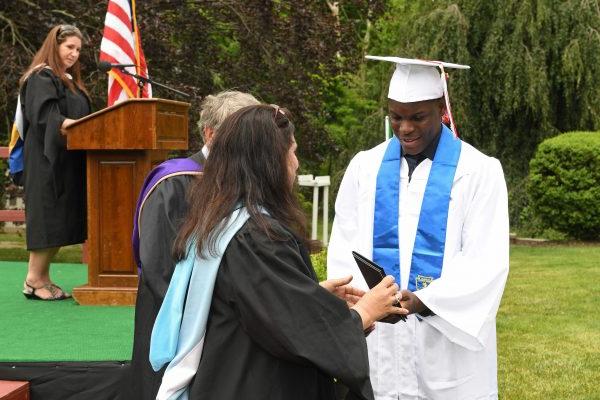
[367,56,470,136]
[366,56,470,103]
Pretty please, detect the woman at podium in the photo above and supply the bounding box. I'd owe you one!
[18,25,91,300]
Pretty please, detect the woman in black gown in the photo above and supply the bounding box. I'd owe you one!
[151,105,407,399]
[19,25,90,300]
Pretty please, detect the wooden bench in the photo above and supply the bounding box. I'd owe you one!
[0,381,29,400]
[0,209,25,223]
[0,146,26,224]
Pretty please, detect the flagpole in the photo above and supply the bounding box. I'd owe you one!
[131,0,141,98]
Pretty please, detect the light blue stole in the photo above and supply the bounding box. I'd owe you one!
[150,207,251,400]
[372,125,461,291]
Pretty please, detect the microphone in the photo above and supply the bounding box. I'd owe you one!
[98,61,137,72]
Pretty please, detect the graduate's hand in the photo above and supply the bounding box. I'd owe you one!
[320,275,365,307]
[351,276,408,330]
[60,118,76,136]
[399,289,427,315]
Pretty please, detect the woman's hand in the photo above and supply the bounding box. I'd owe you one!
[60,118,76,136]
[351,276,408,330]
[320,275,365,307]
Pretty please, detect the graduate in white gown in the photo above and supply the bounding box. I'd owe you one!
[327,57,510,400]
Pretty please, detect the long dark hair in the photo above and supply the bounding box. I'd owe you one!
[20,24,88,95]
[174,104,307,259]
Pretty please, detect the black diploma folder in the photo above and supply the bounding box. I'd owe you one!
[352,251,405,323]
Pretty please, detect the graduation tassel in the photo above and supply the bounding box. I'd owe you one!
[437,64,459,138]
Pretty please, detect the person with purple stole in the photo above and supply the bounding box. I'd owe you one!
[129,91,260,399]
[327,57,510,399]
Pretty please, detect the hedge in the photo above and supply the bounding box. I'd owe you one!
[528,131,600,240]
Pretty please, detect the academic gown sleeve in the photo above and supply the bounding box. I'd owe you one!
[139,175,192,302]
[327,152,366,284]
[415,157,510,350]
[223,222,374,400]
[23,69,67,166]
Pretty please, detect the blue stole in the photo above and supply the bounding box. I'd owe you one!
[372,125,461,291]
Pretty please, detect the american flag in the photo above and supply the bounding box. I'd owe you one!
[99,0,151,106]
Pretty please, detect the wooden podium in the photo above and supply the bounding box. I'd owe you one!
[66,98,190,305]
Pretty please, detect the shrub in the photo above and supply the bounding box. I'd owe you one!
[310,250,327,282]
[527,131,600,240]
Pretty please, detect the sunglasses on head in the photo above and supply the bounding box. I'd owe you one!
[270,104,285,118]
[57,24,79,37]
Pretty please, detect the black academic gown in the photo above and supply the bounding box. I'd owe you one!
[186,217,374,400]
[22,68,90,250]
[129,152,205,400]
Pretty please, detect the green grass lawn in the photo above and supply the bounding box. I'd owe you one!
[1,233,598,398]
[0,232,83,263]
[498,245,599,399]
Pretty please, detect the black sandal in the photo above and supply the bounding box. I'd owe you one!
[23,282,72,301]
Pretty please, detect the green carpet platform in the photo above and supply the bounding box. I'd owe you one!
[0,261,135,399]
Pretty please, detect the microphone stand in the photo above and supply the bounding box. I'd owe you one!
[115,66,191,99]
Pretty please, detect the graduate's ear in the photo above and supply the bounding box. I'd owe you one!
[204,127,215,148]
[437,98,446,115]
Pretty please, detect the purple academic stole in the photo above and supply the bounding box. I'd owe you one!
[132,158,203,275]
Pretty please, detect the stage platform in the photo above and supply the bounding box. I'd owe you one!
[0,262,134,399]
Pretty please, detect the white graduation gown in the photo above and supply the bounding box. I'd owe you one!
[327,139,509,400]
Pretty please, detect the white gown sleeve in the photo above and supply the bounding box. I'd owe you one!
[327,152,365,283]
[415,157,510,350]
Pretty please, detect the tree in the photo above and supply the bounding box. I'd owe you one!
[2,1,597,230]
[0,0,384,168]
[336,0,600,226]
